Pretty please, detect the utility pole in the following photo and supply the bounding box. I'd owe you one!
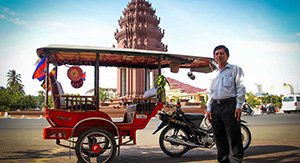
[283,83,294,94]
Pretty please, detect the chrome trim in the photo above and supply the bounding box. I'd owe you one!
[47,117,56,127]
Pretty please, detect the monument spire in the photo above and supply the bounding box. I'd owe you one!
[115,0,167,98]
[115,0,167,51]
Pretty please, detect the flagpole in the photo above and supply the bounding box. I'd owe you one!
[95,53,100,110]
[45,55,49,107]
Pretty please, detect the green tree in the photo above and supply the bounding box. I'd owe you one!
[246,92,260,107]
[6,70,24,94]
[36,90,45,108]
[99,88,109,101]
[8,92,23,111]
[19,95,37,110]
[6,70,24,110]
[3,70,37,111]
[0,88,10,111]
[268,94,282,108]
[7,70,22,85]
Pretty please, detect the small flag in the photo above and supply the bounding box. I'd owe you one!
[32,57,46,81]
[82,71,86,81]
[41,67,56,90]
[50,67,56,76]
[40,78,52,91]
[41,79,46,89]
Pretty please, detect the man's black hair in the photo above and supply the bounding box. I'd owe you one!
[213,45,230,57]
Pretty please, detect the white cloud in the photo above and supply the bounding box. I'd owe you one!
[166,37,300,95]
[1,6,28,27]
[0,21,117,95]
[36,21,73,30]
[296,33,300,37]
[2,7,15,15]
[232,40,300,55]
[8,17,27,26]
[228,40,300,95]
[29,20,116,47]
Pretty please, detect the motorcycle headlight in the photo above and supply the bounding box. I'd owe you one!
[167,110,174,116]
[155,113,162,120]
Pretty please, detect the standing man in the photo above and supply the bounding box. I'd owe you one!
[206,45,246,163]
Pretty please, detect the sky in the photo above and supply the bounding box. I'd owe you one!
[0,0,300,96]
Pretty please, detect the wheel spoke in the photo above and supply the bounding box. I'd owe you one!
[160,126,189,157]
[76,129,117,163]
[241,124,251,150]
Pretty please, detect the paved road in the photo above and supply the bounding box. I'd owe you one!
[0,113,300,163]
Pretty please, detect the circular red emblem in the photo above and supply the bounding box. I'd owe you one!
[71,79,83,88]
[67,66,83,81]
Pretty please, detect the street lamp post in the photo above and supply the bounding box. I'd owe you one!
[283,83,294,94]
[255,83,262,93]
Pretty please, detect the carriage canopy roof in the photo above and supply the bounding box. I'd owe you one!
[37,44,216,73]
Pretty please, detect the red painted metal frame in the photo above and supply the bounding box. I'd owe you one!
[43,102,163,145]
[115,102,163,144]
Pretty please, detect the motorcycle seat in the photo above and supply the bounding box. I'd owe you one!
[184,113,205,121]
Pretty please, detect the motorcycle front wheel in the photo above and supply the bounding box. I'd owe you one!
[241,124,251,150]
[159,125,190,157]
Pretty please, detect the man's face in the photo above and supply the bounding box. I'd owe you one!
[214,48,228,65]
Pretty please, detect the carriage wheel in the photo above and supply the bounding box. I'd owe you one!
[75,129,116,163]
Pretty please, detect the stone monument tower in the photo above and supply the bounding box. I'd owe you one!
[114,0,167,98]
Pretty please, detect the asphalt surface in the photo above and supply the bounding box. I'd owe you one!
[0,113,300,163]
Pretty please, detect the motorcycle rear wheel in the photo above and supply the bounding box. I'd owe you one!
[241,124,251,150]
[159,125,190,157]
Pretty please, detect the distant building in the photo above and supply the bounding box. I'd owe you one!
[86,88,117,100]
[166,78,208,105]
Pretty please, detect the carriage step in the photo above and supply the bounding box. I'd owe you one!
[44,127,72,139]
[56,139,75,149]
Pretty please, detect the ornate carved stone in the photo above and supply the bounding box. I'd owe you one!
[115,0,167,51]
[115,0,167,98]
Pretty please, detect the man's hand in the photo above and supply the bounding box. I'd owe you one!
[206,111,212,123]
[235,108,242,122]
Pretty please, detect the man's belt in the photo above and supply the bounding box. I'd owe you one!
[212,97,236,104]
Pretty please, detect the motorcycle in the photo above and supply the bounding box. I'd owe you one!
[242,103,255,116]
[153,102,251,157]
[266,104,276,114]
[260,105,267,114]
[260,104,276,115]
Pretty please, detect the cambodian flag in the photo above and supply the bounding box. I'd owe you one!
[82,72,86,81]
[32,57,46,81]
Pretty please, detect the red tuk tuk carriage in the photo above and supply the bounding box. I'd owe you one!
[36,44,216,162]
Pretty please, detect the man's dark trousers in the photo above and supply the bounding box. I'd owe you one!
[211,99,244,163]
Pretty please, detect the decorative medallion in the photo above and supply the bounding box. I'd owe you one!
[71,79,83,88]
[67,66,83,81]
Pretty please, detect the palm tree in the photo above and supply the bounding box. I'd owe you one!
[7,70,22,85]
[6,70,24,94]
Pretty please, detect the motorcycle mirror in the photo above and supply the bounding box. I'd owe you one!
[187,71,195,80]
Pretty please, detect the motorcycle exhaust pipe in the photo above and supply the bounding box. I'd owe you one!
[164,136,201,147]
